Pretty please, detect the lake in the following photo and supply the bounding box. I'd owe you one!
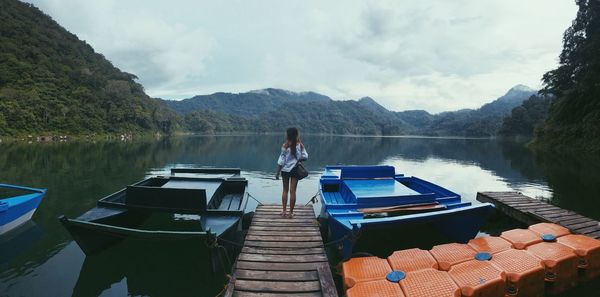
[1,135,599,296]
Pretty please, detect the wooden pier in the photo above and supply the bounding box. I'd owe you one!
[225,204,337,297]
[477,191,600,239]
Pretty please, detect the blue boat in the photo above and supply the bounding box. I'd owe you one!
[318,165,495,258]
[0,184,47,235]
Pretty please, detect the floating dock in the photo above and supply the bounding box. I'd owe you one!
[341,223,600,297]
[225,204,336,297]
[477,191,600,239]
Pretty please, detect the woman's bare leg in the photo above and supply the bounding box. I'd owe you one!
[281,176,290,215]
[289,177,299,216]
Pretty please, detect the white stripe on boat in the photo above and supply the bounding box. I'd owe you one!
[0,208,37,235]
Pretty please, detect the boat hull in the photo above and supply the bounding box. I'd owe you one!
[0,184,46,235]
[323,203,495,259]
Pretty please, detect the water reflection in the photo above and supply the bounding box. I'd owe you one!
[1,135,599,296]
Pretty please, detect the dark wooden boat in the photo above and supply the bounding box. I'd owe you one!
[59,168,248,269]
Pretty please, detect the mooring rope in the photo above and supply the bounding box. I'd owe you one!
[247,192,263,205]
[304,190,320,206]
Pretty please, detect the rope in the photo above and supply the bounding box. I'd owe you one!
[216,235,246,248]
[304,190,320,206]
[247,193,263,205]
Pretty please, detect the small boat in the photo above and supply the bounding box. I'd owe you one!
[1,184,47,235]
[60,168,249,272]
[319,165,495,258]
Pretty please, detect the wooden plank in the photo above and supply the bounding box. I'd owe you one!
[559,216,595,225]
[254,209,315,217]
[251,221,317,226]
[249,226,319,232]
[545,214,583,222]
[317,263,337,297]
[242,247,326,255]
[257,207,314,211]
[244,241,323,248]
[252,217,315,224]
[585,231,600,239]
[245,235,323,242]
[506,202,545,207]
[254,213,315,218]
[238,253,328,263]
[235,269,319,281]
[235,280,321,293]
[233,292,322,297]
[574,225,600,234]
[236,261,326,271]
[564,220,599,231]
[248,231,321,237]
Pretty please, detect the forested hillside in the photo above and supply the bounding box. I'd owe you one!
[533,0,600,152]
[167,88,330,116]
[499,95,553,136]
[0,0,179,136]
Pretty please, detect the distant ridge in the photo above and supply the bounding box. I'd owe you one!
[165,88,331,116]
[167,85,536,136]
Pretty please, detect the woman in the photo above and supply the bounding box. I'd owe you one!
[275,127,308,218]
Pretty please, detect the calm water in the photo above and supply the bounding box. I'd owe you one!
[1,135,600,296]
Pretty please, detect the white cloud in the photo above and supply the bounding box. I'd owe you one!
[26,0,577,112]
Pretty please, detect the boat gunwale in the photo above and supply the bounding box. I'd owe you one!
[59,215,218,238]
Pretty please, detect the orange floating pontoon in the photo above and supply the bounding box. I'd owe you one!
[558,234,600,281]
[346,279,405,297]
[430,243,477,271]
[400,268,461,297]
[449,259,505,297]
[527,241,578,295]
[489,249,545,297]
[387,248,438,272]
[468,236,512,254]
[342,256,392,288]
[529,223,570,238]
[500,228,542,250]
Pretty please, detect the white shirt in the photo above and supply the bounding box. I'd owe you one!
[277,143,308,172]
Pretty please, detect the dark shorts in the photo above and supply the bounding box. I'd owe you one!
[281,167,299,179]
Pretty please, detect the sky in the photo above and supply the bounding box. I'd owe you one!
[26,0,577,113]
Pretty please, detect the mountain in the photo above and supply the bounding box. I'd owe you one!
[394,85,537,137]
[165,88,331,116]
[532,0,600,152]
[0,0,179,136]
[170,85,535,137]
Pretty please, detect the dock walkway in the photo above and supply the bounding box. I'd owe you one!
[477,191,600,239]
[225,204,336,297]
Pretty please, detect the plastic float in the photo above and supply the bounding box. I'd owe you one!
[341,223,600,297]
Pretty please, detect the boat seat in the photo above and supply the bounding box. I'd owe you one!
[125,186,207,213]
[340,166,396,179]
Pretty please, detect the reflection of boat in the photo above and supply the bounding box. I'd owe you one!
[0,221,44,268]
[319,165,495,258]
[0,184,47,235]
[59,168,248,268]
[72,238,226,297]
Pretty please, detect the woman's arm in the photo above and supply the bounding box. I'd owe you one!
[300,143,308,160]
[276,145,286,179]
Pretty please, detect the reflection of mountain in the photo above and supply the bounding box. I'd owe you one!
[522,152,600,220]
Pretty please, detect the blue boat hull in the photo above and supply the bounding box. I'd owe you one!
[318,165,495,258]
[322,203,495,258]
[0,184,47,235]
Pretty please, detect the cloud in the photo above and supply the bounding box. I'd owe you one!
[26,0,577,112]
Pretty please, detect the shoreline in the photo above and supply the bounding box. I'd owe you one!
[0,131,530,144]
